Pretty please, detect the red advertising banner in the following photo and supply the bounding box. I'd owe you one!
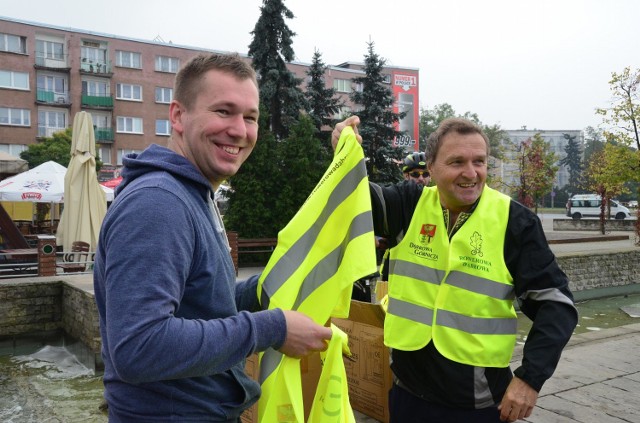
[392,71,420,152]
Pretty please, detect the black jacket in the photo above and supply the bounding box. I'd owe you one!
[370,181,578,409]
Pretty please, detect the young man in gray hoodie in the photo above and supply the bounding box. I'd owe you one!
[93,53,332,422]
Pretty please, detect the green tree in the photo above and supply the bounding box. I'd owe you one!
[559,133,583,196]
[273,115,331,230]
[582,145,633,233]
[596,67,640,242]
[515,134,558,213]
[20,128,72,168]
[248,0,306,139]
[350,41,405,184]
[305,49,343,133]
[583,126,605,165]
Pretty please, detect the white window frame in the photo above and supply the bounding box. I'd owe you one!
[0,70,29,90]
[82,79,109,96]
[0,107,31,126]
[155,87,173,103]
[37,74,67,96]
[1,33,27,54]
[36,39,64,60]
[116,83,143,101]
[81,44,107,65]
[333,79,352,93]
[116,50,142,69]
[38,109,66,137]
[0,144,27,156]
[156,119,171,136]
[155,56,179,73]
[117,116,143,134]
[98,146,112,164]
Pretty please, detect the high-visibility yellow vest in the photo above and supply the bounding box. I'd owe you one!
[257,126,377,422]
[384,186,517,368]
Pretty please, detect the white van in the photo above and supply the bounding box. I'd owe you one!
[566,194,632,220]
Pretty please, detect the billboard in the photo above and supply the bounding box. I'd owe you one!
[392,72,419,152]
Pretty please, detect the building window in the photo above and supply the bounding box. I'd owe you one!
[116,50,142,69]
[37,74,66,96]
[36,39,64,60]
[155,56,179,73]
[1,33,27,54]
[38,110,66,137]
[117,148,143,165]
[81,44,107,65]
[155,87,173,103]
[156,119,171,136]
[117,116,143,134]
[82,79,109,96]
[0,70,29,90]
[333,79,352,93]
[0,107,30,126]
[0,143,27,157]
[382,74,391,84]
[116,83,143,101]
[98,146,112,164]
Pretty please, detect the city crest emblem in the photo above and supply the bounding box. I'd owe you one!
[419,224,436,244]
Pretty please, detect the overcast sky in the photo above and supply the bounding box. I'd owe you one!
[3,0,639,131]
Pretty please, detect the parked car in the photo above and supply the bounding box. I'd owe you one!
[566,194,632,220]
[628,200,638,208]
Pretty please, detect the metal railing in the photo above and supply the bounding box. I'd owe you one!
[81,94,113,108]
[79,60,112,74]
[36,90,69,104]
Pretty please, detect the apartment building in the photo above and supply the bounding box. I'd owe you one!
[0,16,420,171]
[497,128,584,191]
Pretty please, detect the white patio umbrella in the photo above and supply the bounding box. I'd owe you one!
[56,112,107,251]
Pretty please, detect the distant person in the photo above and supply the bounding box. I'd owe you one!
[93,53,331,422]
[333,116,578,423]
[402,151,430,186]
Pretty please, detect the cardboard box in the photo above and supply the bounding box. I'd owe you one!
[332,300,392,423]
[241,351,322,423]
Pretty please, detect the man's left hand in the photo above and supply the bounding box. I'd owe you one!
[498,376,538,422]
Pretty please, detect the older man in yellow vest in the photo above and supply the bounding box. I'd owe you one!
[332,117,577,423]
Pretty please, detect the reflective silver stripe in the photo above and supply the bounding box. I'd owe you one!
[518,288,577,309]
[474,367,495,408]
[261,159,367,308]
[387,297,434,326]
[446,270,514,300]
[292,211,373,309]
[390,259,444,286]
[436,309,517,335]
[259,348,283,384]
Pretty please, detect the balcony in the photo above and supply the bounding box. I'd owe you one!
[36,90,71,107]
[81,94,113,109]
[94,127,114,143]
[79,60,113,77]
[34,52,70,72]
[38,126,67,138]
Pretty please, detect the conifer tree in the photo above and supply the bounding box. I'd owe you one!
[350,41,405,183]
[248,0,306,139]
[559,133,583,196]
[305,49,343,132]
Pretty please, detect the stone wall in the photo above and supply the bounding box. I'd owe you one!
[62,283,101,354]
[553,219,636,231]
[0,278,100,360]
[0,279,62,336]
[557,250,640,293]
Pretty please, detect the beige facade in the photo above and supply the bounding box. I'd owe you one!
[0,16,420,168]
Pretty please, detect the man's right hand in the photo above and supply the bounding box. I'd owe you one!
[278,310,332,358]
[331,116,362,151]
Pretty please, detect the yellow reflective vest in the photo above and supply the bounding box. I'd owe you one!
[384,186,517,368]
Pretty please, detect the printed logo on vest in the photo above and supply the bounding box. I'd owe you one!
[419,224,436,244]
[470,231,483,257]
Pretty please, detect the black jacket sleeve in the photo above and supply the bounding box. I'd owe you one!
[505,202,578,391]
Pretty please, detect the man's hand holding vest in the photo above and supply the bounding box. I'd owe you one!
[278,310,332,358]
[331,116,362,151]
